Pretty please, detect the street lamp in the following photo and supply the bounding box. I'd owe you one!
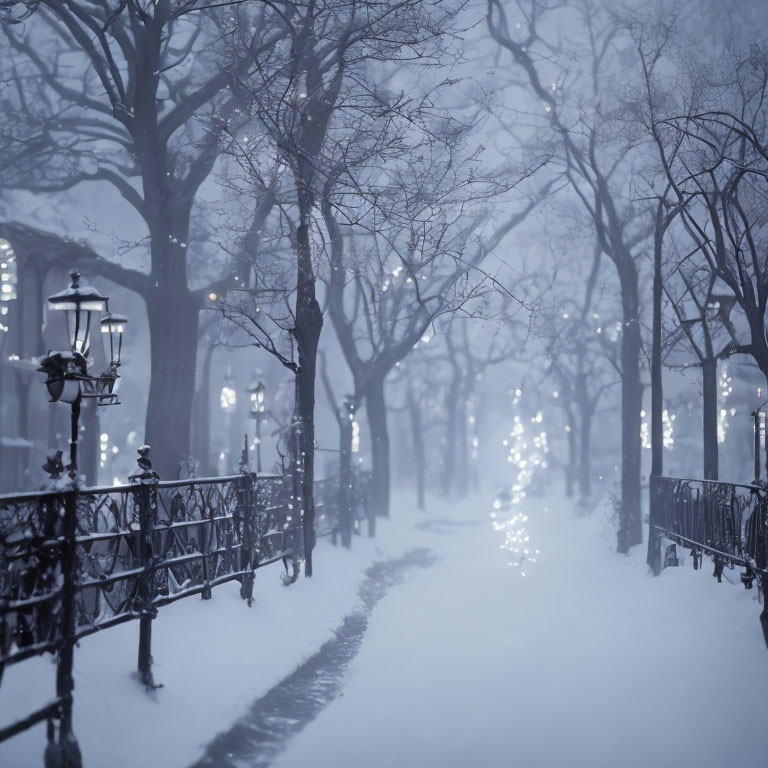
[38,271,127,479]
[248,378,266,473]
[220,370,237,412]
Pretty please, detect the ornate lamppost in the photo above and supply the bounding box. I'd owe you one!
[35,271,126,768]
[37,271,127,479]
[248,378,266,473]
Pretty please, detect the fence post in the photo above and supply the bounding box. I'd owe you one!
[238,436,256,605]
[45,490,83,768]
[754,410,761,484]
[129,446,161,689]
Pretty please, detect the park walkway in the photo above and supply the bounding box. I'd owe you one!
[204,491,768,768]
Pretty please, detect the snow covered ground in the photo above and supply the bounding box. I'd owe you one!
[0,512,421,768]
[272,491,768,768]
[2,488,767,768]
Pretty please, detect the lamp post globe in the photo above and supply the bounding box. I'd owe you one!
[101,312,127,367]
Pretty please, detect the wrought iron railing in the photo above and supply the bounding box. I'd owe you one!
[0,467,372,762]
[649,475,768,646]
[314,469,373,540]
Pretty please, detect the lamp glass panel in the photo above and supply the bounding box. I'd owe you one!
[101,318,125,366]
[66,308,94,356]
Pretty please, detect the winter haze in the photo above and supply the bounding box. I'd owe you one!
[0,1,767,767]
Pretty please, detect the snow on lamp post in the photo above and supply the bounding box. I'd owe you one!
[248,378,266,473]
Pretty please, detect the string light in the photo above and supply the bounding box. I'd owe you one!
[99,432,109,468]
[492,399,546,576]
[718,365,733,443]
[640,409,675,449]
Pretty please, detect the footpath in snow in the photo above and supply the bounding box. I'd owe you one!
[2,489,768,768]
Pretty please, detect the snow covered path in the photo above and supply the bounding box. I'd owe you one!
[266,493,768,768]
[189,548,437,768]
[2,490,767,768]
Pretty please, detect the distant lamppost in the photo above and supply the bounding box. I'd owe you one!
[248,378,266,473]
[37,271,127,479]
[220,369,237,413]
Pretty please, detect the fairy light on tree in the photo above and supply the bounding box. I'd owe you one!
[641,408,674,449]
[662,409,675,449]
[640,410,650,450]
[492,399,547,576]
[99,432,109,469]
[718,365,733,443]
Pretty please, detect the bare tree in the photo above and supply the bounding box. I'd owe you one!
[656,53,768,388]
[322,134,542,516]
[537,242,618,504]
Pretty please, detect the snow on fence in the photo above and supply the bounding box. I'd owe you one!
[0,467,372,763]
[649,475,768,647]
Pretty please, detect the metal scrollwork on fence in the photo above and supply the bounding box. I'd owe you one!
[0,466,370,753]
[0,491,64,669]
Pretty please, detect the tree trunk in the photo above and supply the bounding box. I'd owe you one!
[565,421,576,498]
[293,189,323,576]
[194,340,216,476]
[648,229,664,575]
[702,357,718,481]
[407,384,426,511]
[578,401,593,500]
[618,282,643,553]
[456,382,469,498]
[442,369,460,496]
[338,405,353,548]
[366,374,390,518]
[144,291,199,481]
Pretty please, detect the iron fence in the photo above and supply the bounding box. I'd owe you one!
[0,467,371,763]
[649,475,768,646]
[314,468,374,541]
